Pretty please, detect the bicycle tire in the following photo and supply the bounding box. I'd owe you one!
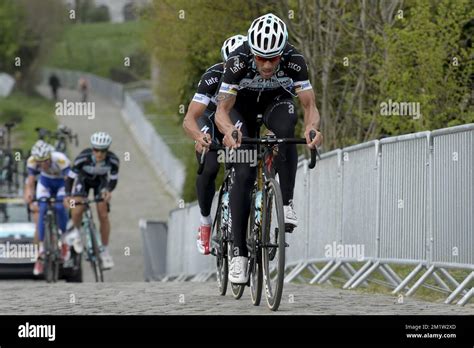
[262,178,285,311]
[247,190,262,306]
[43,216,54,283]
[214,198,228,296]
[89,222,104,282]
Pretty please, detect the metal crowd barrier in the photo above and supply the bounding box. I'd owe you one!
[158,124,473,306]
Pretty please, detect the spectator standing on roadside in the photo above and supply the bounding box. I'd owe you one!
[49,74,60,101]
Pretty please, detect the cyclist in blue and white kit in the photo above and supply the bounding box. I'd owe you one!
[183,34,247,255]
[25,140,71,275]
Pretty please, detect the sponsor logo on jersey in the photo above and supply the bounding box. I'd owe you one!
[205,76,219,86]
[239,75,293,91]
[288,62,301,72]
[229,57,245,74]
[200,125,210,133]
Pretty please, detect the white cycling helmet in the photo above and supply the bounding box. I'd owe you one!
[248,13,288,58]
[90,131,112,150]
[31,140,53,161]
[221,34,247,61]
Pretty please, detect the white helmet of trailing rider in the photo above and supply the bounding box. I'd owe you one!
[247,13,288,58]
[90,131,112,150]
[31,140,53,161]
[221,34,247,61]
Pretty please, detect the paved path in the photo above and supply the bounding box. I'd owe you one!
[0,281,471,315]
[36,85,176,282]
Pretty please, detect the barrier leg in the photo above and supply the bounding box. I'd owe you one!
[457,287,473,306]
[445,272,473,304]
[284,262,307,283]
[382,264,403,284]
[344,263,369,287]
[378,264,399,288]
[318,260,343,284]
[406,265,436,296]
[439,268,468,296]
[343,260,372,289]
[431,271,451,292]
[350,261,380,289]
[392,263,424,294]
[309,260,335,284]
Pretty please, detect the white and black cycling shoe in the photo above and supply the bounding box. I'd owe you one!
[284,199,298,231]
[229,256,249,284]
[100,248,114,270]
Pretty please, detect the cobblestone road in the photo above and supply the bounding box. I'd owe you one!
[0,281,471,315]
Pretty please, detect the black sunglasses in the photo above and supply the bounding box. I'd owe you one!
[92,148,107,153]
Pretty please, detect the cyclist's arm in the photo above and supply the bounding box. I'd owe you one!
[25,157,38,200]
[298,89,320,132]
[25,174,36,198]
[182,101,208,141]
[299,89,323,147]
[215,93,237,136]
[106,152,120,192]
[288,51,322,147]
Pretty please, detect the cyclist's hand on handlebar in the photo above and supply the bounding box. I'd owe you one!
[194,133,211,154]
[223,128,241,149]
[25,192,33,204]
[63,196,73,209]
[304,127,323,149]
[101,190,112,203]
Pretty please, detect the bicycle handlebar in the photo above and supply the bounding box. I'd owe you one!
[197,130,319,173]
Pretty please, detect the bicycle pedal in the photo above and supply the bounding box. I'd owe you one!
[285,224,295,233]
[285,243,289,247]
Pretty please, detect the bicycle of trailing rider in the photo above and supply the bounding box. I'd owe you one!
[197,138,246,299]
[73,197,105,282]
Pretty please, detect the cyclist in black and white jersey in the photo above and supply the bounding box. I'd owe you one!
[183,34,246,255]
[215,13,323,283]
[64,132,119,269]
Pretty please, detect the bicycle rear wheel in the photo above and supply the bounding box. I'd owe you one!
[261,178,286,311]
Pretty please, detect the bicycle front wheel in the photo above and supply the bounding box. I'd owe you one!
[213,202,228,296]
[43,218,54,283]
[261,178,286,311]
[89,224,104,282]
[247,191,262,306]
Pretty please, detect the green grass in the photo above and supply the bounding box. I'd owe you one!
[49,21,148,79]
[0,92,58,153]
[298,263,473,304]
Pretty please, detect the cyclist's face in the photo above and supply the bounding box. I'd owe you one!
[254,55,281,79]
[37,159,51,170]
[93,148,107,161]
